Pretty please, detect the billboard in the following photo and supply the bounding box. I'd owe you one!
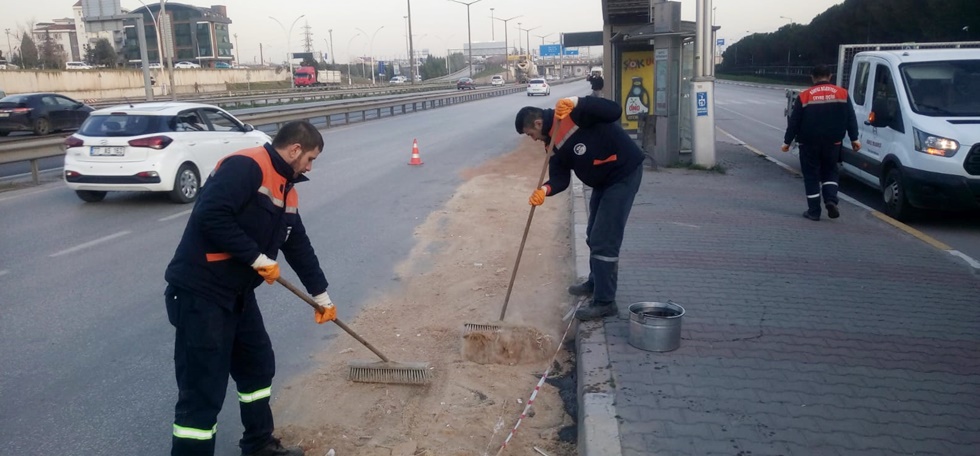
[81,0,123,32]
[620,51,654,131]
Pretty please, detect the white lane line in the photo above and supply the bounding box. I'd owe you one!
[0,185,64,203]
[49,230,132,257]
[0,270,9,277]
[948,250,980,270]
[159,209,193,222]
[716,104,785,132]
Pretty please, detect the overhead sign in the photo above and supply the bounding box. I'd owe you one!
[563,49,579,56]
[377,61,385,76]
[539,44,561,57]
[716,39,725,46]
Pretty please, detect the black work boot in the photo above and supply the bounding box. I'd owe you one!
[243,438,304,456]
[575,300,617,321]
[826,203,840,219]
[802,210,820,221]
[567,281,594,296]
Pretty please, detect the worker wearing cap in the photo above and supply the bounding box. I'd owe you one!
[515,96,644,320]
[164,121,336,456]
[782,64,860,221]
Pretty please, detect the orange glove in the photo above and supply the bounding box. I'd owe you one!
[851,140,861,152]
[780,144,790,153]
[555,97,579,120]
[313,291,336,324]
[251,254,279,284]
[529,186,548,206]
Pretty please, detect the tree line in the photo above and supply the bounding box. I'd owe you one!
[4,30,118,69]
[720,0,980,70]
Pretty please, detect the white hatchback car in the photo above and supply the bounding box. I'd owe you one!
[490,75,505,86]
[174,61,201,69]
[63,102,271,203]
[526,78,550,96]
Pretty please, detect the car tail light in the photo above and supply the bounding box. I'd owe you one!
[65,170,81,178]
[7,107,31,114]
[64,136,84,148]
[128,135,173,149]
[136,171,159,178]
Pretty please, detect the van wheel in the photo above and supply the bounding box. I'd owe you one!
[169,163,200,204]
[75,190,107,202]
[882,167,915,221]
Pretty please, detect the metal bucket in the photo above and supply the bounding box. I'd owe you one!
[628,301,685,352]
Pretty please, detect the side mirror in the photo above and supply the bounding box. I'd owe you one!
[243,123,254,132]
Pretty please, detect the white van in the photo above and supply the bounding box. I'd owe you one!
[66,61,93,70]
[837,44,980,220]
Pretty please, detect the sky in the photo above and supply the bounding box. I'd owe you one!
[0,0,845,64]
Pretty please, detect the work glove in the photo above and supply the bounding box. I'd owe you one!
[780,144,791,153]
[529,186,548,206]
[851,140,861,152]
[313,291,336,324]
[251,253,279,284]
[555,97,579,120]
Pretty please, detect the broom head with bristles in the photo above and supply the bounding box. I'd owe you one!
[347,360,432,385]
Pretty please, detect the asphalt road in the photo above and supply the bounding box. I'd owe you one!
[714,81,980,263]
[0,81,583,455]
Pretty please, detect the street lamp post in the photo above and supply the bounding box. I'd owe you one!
[346,32,363,85]
[406,0,416,84]
[328,29,335,64]
[4,29,11,61]
[489,8,494,41]
[779,16,794,66]
[269,14,306,89]
[520,25,539,60]
[234,33,239,64]
[492,15,520,81]
[355,26,384,84]
[448,0,483,78]
[137,1,165,71]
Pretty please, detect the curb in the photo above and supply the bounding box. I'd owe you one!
[717,126,980,272]
[570,177,624,456]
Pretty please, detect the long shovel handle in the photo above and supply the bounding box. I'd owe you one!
[498,134,556,321]
[276,277,391,363]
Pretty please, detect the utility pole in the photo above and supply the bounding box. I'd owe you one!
[489,8,494,41]
[4,29,11,60]
[160,0,177,101]
[234,33,239,64]
[301,20,313,53]
[259,43,264,65]
[448,0,482,78]
[407,0,416,84]
[692,0,716,167]
[328,29,335,64]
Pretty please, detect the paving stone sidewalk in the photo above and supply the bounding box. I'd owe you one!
[576,142,980,456]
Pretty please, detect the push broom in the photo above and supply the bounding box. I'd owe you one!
[463,120,560,335]
[277,277,431,385]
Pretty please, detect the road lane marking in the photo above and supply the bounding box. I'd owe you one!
[716,104,785,132]
[159,209,193,222]
[49,230,132,257]
[0,185,64,203]
[718,126,980,272]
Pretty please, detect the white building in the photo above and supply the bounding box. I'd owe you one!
[33,19,80,62]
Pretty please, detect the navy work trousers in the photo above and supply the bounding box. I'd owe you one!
[585,164,643,303]
[798,142,841,215]
[166,285,276,456]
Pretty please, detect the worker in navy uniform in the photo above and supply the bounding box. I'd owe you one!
[164,121,337,456]
[782,65,861,220]
[515,96,644,320]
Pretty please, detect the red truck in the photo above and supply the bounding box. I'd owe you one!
[293,66,342,87]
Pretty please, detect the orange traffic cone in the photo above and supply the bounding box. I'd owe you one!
[408,139,424,165]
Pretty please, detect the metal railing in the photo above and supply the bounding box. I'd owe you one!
[0,84,530,184]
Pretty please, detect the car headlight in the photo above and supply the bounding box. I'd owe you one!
[913,128,959,157]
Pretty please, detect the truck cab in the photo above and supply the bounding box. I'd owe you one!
[293,66,317,87]
[841,48,980,219]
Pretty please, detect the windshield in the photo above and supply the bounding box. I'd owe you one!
[901,60,980,117]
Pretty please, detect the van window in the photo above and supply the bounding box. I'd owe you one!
[852,61,870,106]
[871,64,904,133]
[901,60,980,117]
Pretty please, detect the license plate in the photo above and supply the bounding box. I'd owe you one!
[90,146,126,156]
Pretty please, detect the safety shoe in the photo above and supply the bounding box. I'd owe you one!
[575,301,617,321]
[243,439,304,456]
[802,211,820,221]
[826,203,840,219]
[567,281,594,296]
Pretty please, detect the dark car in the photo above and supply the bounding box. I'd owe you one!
[0,93,94,136]
[456,77,475,90]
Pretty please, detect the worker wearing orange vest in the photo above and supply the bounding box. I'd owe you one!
[515,96,644,320]
[164,121,335,456]
[783,65,860,220]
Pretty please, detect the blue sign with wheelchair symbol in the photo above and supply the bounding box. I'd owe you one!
[696,91,708,116]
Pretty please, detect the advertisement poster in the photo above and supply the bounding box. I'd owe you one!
[620,51,655,131]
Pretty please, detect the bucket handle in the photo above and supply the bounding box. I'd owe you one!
[635,300,680,324]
